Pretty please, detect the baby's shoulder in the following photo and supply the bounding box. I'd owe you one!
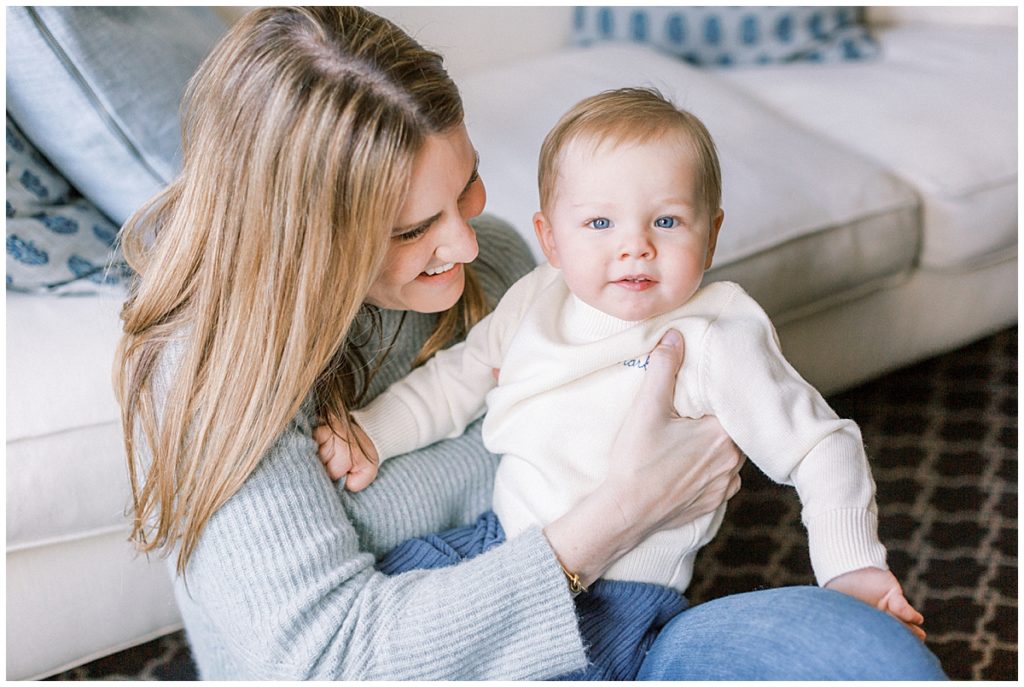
[690,280,767,320]
[661,280,756,324]
[490,262,561,320]
[666,280,775,349]
[696,281,779,354]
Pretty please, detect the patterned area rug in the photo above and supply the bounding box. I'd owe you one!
[49,328,1017,681]
[688,328,1017,681]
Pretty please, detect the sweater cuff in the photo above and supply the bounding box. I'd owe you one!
[351,392,421,462]
[497,527,588,676]
[805,508,888,586]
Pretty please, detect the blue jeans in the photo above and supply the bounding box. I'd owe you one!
[637,586,948,680]
[382,512,947,680]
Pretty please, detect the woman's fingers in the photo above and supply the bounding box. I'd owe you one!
[601,327,744,543]
[662,456,741,529]
[635,329,685,417]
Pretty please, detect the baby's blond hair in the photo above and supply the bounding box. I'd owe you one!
[538,87,721,221]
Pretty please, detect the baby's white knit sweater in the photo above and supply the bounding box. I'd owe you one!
[355,263,887,592]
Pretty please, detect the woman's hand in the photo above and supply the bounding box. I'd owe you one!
[607,328,743,536]
[544,329,743,586]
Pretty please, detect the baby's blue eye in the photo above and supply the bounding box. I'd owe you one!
[588,217,612,230]
[655,216,677,229]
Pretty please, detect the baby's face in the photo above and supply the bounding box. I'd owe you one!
[534,134,723,322]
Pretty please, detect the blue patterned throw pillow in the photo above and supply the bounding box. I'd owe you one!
[572,7,879,67]
[6,116,132,294]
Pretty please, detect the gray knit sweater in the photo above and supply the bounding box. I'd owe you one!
[161,216,587,679]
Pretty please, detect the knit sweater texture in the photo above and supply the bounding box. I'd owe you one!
[354,263,888,592]
[155,216,588,679]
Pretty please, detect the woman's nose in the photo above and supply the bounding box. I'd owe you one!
[435,216,480,264]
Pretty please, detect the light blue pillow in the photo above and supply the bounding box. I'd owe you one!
[5,6,225,225]
[6,116,131,295]
[572,7,879,67]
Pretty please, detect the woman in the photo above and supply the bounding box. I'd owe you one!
[115,7,945,680]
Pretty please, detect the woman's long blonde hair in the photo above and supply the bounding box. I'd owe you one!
[115,7,487,574]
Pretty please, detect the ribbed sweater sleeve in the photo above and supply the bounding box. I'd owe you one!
[166,215,588,679]
[698,283,888,586]
[178,414,585,679]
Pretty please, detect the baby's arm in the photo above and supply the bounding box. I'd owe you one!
[312,328,497,488]
[699,284,924,636]
[349,267,542,465]
[314,415,380,490]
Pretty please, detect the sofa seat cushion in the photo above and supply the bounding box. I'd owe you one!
[6,291,130,550]
[460,44,920,318]
[721,25,1017,270]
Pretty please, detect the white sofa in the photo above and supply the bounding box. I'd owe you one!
[6,6,1017,680]
[456,18,1017,394]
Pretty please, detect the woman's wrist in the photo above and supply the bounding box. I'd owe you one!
[542,480,644,588]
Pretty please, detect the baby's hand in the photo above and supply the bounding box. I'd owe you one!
[313,416,380,492]
[825,567,926,641]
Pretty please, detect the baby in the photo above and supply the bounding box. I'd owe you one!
[318,87,924,677]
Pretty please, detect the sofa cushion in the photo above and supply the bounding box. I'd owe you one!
[5,6,225,225]
[571,6,879,67]
[6,291,129,549]
[721,24,1017,270]
[460,44,920,319]
[6,117,131,295]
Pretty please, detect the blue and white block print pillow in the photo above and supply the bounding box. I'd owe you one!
[573,7,879,67]
[7,116,132,294]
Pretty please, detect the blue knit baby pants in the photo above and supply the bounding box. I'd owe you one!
[377,510,688,681]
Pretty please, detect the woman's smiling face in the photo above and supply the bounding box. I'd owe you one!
[365,124,486,313]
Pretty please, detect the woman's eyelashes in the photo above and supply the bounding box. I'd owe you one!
[394,221,432,242]
[395,170,481,243]
[462,170,480,197]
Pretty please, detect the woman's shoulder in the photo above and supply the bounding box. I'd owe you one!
[469,214,537,303]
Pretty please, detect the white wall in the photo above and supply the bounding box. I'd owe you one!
[866,6,1017,28]
[213,6,1018,78]
[368,6,573,80]
[213,6,574,79]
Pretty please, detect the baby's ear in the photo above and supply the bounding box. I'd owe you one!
[533,212,561,268]
[705,208,724,270]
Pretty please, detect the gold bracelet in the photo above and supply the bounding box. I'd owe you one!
[559,562,588,595]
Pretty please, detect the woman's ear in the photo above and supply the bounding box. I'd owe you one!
[533,212,561,268]
[704,208,724,270]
